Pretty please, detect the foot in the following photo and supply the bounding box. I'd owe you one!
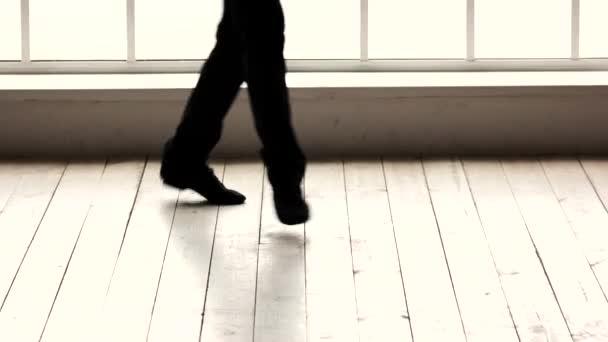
[263,151,310,225]
[160,141,246,205]
[273,187,310,225]
[162,166,246,205]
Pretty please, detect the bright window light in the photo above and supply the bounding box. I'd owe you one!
[4,0,608,64]
[135,0,359,60]
[475,0,571,58]
[369,0,466,59]
[0,0,21,60]
[580,0,608,57]
[30,0,126,60]
[135,0,221,60]
[283,0,359,59]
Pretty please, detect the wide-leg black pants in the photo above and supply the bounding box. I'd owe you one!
[170,0,306,177]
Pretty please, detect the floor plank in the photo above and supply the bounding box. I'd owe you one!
[423,158,519,342]
[147,162,225,342]
[383,159,466,342]
[93,161,179,342]
[580,159,608,211]
[463,159,573,342]
[503,159,608,342]
[40,160,145,342]
[0,158,605,342]
[344,160,413,342]
[199,161,264,342]
[253,174,306,342]
[0,162,25,212]
[305,161,359,342]
[0,161,105,342]
[0,162,66,307]
[542,159,608,301]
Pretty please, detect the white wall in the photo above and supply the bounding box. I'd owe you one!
[1,85,607,158]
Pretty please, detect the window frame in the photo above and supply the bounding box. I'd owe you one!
[2,0,607,74]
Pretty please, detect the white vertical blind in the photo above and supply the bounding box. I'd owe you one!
[476,0,571,58]
[0,0,22,60]
[127,0,135,62]
[571,0,580,59]
[29,0,126,60]
[21,0,30,62]
[466,0,475,60]
[368,0,466,59]
[361,0,369,61]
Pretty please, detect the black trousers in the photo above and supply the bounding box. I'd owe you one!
[170,0,305,176]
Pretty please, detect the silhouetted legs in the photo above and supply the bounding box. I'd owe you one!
[170,5,244,158]
[162,0,308,223]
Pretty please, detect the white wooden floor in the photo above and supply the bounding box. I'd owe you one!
[1,158,608,342]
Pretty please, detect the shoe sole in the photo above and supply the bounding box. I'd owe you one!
[161,177,245,206]
[276,207,310,225]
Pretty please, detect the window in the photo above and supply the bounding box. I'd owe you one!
[476,0,571,58]
[283,0,360,59]
[30,0,126,60]
[0,1,21,60]
[369,0,466,59]
[1,0,607,72]
[135,0,220,60]
[580,0,608,57]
